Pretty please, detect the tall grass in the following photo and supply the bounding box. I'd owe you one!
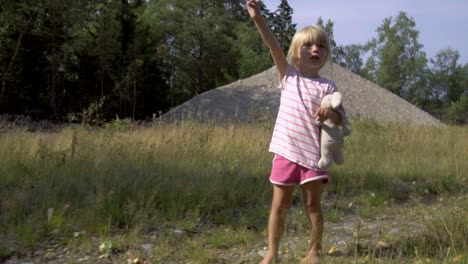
[399,205,468,259]
[0,120,466,259]
[0,122,273,236]
[331,121,467,199]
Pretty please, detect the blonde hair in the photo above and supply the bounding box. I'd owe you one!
[287,25,331,69]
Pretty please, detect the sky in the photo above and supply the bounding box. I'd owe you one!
[262,0,468,64]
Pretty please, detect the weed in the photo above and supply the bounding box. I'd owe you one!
[325,207,344,223]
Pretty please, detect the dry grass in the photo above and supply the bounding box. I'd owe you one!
[0,120,466,262]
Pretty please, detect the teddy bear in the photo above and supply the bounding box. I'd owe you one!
[316,92,351,169]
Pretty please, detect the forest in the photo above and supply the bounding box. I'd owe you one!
[1,0,467,124]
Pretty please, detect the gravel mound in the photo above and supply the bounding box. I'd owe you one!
[162,63,443,126]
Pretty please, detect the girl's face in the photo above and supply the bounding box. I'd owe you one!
[298,41,327,73]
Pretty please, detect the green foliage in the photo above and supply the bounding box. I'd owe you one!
[317,18,365,74]
[429,48,467,104]
[1,2,468,124]
[143,0,242,98]
[0,0,39,101]
[270,0,296,53]
[0,246,14,261]
[337,44,365,74]
[234,22,272,78]
[234,0,294,78]
[67,96,107,125]
[14,224,41,249]
[0,0,172,119]
[364,12,428,99]
[316,17,337,60]
[104,116,133,132]
[446,94,468,124]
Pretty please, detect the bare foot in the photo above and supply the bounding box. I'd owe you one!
[260,253,276,264]
[300,252,320,264]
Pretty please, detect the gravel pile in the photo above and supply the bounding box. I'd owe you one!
[162,63,443,126]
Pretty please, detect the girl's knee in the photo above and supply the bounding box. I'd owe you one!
[304,201,321,213]
[271,201,291,214]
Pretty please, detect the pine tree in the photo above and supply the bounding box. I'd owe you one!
[270,0,296,53]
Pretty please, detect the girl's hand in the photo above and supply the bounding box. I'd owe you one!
[247,0,261,20]
[314,107,342,125]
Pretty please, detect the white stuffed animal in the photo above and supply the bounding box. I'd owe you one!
[316,92,351,169]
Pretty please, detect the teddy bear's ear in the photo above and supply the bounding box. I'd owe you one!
[330,92,342,109]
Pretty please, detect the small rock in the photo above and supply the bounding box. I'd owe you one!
[172,229,185,236]
[331,226,345,231]
[337,240,348,247]
[141,243,153,252]
[77,256,89,262]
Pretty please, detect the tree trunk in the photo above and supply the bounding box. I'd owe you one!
[49,53,57,116]
[0,13,35,97]
[49,8,58,117]
[196,1,205,94]
[132,79,136,121]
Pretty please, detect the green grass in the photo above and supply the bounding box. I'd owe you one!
[399,203,468,259]
[0,120,467,262]
[0,246,14,261]
[331,121,467,196]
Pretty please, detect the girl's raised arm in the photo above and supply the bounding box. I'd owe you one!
[247,0,288,80]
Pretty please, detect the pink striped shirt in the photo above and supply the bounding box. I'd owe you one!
[269,65,338,170]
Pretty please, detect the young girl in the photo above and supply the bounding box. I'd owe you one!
[247,1,343,263]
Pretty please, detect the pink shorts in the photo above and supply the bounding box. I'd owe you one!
[269,155,329,185]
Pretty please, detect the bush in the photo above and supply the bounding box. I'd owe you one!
[446,94,468,124]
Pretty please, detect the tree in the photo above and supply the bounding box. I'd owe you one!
[0,0,76,117]
[0,0,172,120]
[316,17,338,62]
[270,0,296,53]
[234,22,272,78]
[144,0,243,101]
[40,0,74,117]
[363,12,428,100]
[429,48,466,103]
[446,94,468,124]
[0,0,38,111]
[336,44,364,74]
[67,0,168,119]
[227,0,273,78]
[316,18,365,74]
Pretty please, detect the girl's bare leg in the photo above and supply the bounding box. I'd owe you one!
[300,181,323,264]
[261,184,295,264]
